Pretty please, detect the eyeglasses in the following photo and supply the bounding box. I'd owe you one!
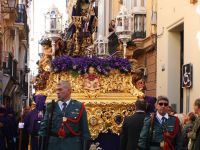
[158,102,168,107]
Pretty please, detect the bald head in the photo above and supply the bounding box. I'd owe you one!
[56,80,72,101]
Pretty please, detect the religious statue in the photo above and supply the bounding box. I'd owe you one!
[38,39,52,71]
[89,142,102,150]
[54,39,67,57]
[32,69,50,90]
[83,66,100,98]
[83,66,100,91]
[132,69,146,92]
[74,0,90,16]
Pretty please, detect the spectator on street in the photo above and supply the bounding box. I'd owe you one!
[181,112,196,150]
[188,98,200,150]
[120,100,147,150]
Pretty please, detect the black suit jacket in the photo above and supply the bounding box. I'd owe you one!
[120,112,146,150]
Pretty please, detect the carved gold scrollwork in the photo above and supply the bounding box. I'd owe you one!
[36,72,144,99]
[84,102,135,139]
[87,105,106,139]
[36,72,141,139]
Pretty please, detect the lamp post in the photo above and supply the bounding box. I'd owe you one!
[95,35,108,57]
[115,6,133,58]
[7,0,17,8]
[1,0,17,13]
[45,6,62,59]
[38,40,43,58]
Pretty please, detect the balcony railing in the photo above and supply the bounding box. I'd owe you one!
[16,4,27,24]
[132,31,146,39]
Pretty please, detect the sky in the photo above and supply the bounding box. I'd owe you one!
[29,0,67,75]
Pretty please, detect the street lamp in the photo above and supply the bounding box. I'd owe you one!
[95,35,108,57]
[45,5,62,58]
[7,0,17,8]
[115,6,133,58]
[38,40,44,58]
[1,0,17,13]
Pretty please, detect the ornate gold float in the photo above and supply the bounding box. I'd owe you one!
[34,0,145,139]
[36,69,143,139]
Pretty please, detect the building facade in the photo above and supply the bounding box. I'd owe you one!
[126,0,157,97]
[0,0,30,111]
[157,0,200,112]
[106,0,157,97]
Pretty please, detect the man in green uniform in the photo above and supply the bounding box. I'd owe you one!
[39,80,90,150]
[138,96,182,150]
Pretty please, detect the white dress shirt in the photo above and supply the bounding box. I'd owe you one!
[156,112,169,124]
[58,100,71,111]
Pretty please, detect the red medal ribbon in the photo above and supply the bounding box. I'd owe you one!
[57,103,85,137]
[58,123,66,138]
[163,117,179,150]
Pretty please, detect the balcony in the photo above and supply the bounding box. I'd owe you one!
[14,4,28,31]
[132,31,146,39]
[190,0,197,4]
[15,4,26,23]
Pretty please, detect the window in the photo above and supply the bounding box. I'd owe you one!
[134,0,137,7]
[134,14,146,32]
[141,0,144,7]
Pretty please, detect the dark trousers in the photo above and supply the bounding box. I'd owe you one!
[31,136,39,150]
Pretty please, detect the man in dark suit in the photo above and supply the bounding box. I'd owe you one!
[120,100,147,150]
[39,80,90,150]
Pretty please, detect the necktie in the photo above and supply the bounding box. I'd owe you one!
[62,102,67,116]
[162,117,166,124]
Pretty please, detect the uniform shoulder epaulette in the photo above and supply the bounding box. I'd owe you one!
[144,115,151,122]
[71,99,83,106]
[169,115,178,120]
[169,114,176,117]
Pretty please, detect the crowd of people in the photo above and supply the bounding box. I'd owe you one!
[120,96,200,150]
[0,80,90,150]
[1,85,200,150]
[0,105,18,150]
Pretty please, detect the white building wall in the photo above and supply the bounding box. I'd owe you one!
[14,28,20,62]
[18,44,26,68]
[98,0,110,37]
[157,0,200,112]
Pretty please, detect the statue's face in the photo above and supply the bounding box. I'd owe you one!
[42,44,49,49]
[88,67,95,74]
[135,79,145,90]
[87,38,91,44]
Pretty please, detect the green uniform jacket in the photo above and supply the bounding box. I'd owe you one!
[138,114,182,150]
[39,99,90,150]
[188,116,200,150]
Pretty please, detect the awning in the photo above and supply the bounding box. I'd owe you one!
[2,74,10,93]
[3,74,15,97]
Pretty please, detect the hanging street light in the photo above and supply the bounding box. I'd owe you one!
[7,0,17,8]
[44,5,62,58]
[95,35,109,57]
[1,0,18,13]
[115,6,134,58]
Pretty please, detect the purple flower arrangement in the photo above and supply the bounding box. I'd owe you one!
[52,56,132,75]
